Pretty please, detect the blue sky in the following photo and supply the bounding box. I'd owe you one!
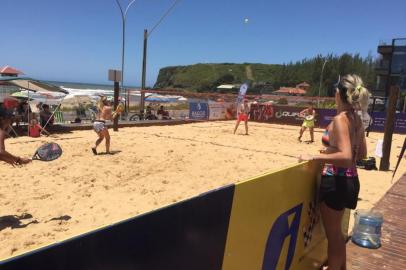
[1,0,405,86]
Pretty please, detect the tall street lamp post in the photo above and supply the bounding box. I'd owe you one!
[318,59,328,107]
[115,0,136,113]
[139,0,182,114]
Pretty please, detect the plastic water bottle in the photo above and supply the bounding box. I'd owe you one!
[352,210,383,249]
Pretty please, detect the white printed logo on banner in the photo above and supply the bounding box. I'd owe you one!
[208,101,227,120]
[237,83,249,104]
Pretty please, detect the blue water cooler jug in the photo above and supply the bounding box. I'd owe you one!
[352,210,383,249]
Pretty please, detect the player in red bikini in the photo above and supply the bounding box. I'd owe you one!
[233,99,250,135]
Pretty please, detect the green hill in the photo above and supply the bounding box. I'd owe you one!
[154,63,278,92]
[154,53,376,96]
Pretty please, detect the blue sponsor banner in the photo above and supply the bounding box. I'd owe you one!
[369,111,406,133]
[251,104,406,134]
[189,102,209,120]
[317,109,337,127]
[319,109,406,134]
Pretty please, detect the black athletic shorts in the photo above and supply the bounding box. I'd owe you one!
[319,175,360,211]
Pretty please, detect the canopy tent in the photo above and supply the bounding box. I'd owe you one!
[11,91,32,100]
[61,94,93,105]
[60,94,94,110]
[0,77,68,94]
[11,90,59,98]
[0,77,68,135]
[10,92,32,101]
[11,90,63,106]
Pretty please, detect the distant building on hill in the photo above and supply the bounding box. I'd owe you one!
[273,82,309,96]
[216,84,240,93]
[296,82,310,91]
[0,65,24,77]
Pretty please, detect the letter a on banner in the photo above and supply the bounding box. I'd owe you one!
[262,204,303,270]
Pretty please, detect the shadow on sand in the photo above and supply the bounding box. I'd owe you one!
[97,150,122,156]
[0,213,39,231]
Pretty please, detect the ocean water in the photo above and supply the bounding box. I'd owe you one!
[47,81,140,97]
[48,81,139,91]
[1,80,184,105]
[45,81,145,104]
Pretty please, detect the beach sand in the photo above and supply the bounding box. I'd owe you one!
[1,121,405,260]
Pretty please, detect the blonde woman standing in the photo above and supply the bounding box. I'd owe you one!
[91,96,123,155]
[300,74,369,270]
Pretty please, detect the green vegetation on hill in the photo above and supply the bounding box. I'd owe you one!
[154,53,376,96]
[155,63,256,91]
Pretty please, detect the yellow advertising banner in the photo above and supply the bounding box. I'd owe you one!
[222,162,349,270]
[0,161,351,270]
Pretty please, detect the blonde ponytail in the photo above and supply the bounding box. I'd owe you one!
[338,74,371,112]
[97,96,107,111]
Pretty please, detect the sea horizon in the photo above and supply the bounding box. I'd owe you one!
[47,80,141,91]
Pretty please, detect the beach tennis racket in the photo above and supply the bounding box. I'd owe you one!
[117,102,125,112]
[305,115,315,121]
[32,143,63,161]
[112,102,125,118]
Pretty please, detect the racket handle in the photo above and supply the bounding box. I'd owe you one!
[32,152,38,160]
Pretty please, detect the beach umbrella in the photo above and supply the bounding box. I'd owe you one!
[0,77,68,136]
[0,77,68,94]
[61,94,94,107]
[11,91,30,99]
[11,91,59,102]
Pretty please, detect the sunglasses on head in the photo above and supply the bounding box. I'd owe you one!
[326,76,341,97]
[333,75,346,92]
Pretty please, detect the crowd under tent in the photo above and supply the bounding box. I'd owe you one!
[0,77,68,134]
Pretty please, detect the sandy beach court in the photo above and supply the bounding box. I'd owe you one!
[1,121,405,260]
